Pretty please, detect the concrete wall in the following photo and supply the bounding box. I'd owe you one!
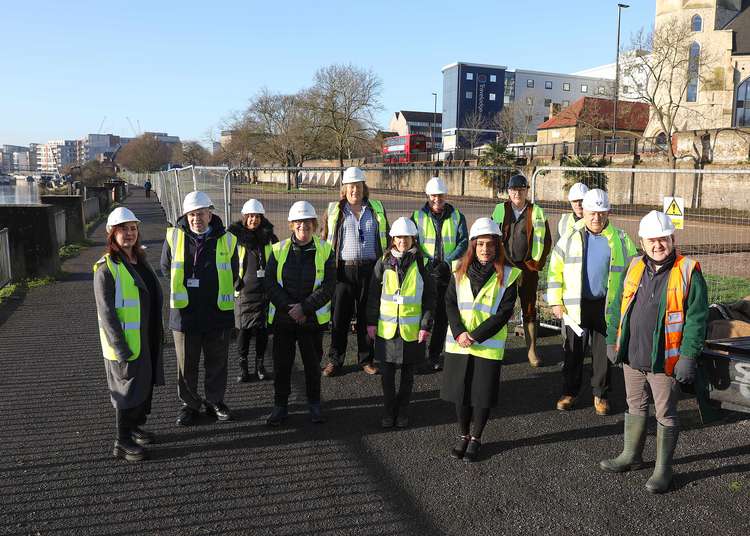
[40,195,84,243]
[0,204,61,280]
[85,186,112,214]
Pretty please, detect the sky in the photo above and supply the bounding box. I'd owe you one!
[1,0,656,147]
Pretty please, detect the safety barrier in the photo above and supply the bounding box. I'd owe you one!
[122,164,750,312]
[0,228,10,288]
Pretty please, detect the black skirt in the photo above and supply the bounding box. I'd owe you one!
[440,352,503,409]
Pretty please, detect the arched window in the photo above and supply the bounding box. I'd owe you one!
[691,14,702,32]
[687,42,700,102]
[735,77,750,127]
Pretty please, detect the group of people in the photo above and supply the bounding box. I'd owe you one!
[94,166,708,494]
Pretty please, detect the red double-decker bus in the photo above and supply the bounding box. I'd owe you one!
[382,134,427,163]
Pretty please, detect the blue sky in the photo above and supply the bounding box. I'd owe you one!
[2,0,655,147]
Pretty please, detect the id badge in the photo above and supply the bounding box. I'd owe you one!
[256,269,265,278]
[187,278,200,288]
[394,295,405,305]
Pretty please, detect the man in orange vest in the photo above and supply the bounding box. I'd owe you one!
[600,211,708,494]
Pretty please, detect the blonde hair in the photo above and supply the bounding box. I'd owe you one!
[339,182,370,200]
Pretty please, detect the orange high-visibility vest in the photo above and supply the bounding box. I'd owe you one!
[617,254,699,375]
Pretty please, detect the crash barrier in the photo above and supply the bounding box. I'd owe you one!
[83,197,99,223]
[0,228,10,289]
[122,165,750,317]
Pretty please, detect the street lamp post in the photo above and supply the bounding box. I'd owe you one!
[612,3,629,151]
[431,92,438,159]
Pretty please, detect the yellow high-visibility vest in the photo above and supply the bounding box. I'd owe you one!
[166,227,237,311]
[377,258,424,342]
[547,219,637,343]
[267,236,332,325]
[326,199,387,252]
[412,208,462,271]
[491,203,547,262]
[93,254,141,361]
[445,265,521,360]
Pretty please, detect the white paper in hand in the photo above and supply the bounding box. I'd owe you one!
[562,313,584,337]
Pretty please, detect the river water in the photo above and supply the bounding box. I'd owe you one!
[0,179,41,204]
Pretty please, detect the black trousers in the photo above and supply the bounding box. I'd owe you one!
[381,362,415,417]
[428,284,448,364]
[237,327,268,363]
[328,262,375,366]
[115,390,152,439]
[272,323,323,406]
[562,298,611,398]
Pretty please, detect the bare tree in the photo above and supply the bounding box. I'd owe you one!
[311,64,383,166]
[461,111,486,151]
[623,16,716,171]
[173,141,211,166]
[117,134,172,172]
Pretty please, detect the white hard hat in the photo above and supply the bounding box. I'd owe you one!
[241,198,265,215]
[582,188,610,212]
[638,210,675,239]
[469,217,502,240]
[182,191,213,215]
[389,217,418,237]
[288,200,317,221]
[106,207,140,233]
[568,182,589,202]
[425,176,448,195]
[342,167,366,184]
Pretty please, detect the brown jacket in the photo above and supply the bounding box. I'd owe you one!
[499,200,552,272]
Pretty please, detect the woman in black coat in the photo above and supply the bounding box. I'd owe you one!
[366,217,436,428]
[228,199,278,382]
[440,218,519,462]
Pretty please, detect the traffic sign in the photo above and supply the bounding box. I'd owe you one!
[663,196,685,229]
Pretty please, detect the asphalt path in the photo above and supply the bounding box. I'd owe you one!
[0,188,748,535]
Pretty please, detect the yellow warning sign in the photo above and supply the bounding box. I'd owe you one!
[662,197,685,230]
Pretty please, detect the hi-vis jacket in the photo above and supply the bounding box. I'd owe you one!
[94,254,141,361]
[411,204,468,270]
[613,254,708,374]
[547,219,637,343]
[325,198,388,255]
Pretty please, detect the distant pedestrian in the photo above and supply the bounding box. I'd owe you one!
[491,174,552,368]
[411,176,468,371]
[367,217,436,428]
[228,199,278,383]
[94,207,164,462]
[264,201,336,426]
[441,218,520,462]
[161,191,239,426]
[557,182,588,239]
[600,211,708,494]
[321,166,389,377]
[144,179,152,198]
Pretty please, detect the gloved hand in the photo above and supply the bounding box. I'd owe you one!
[606,344,619,364]
[673,357,697,384]
[418,330,430,344]
[367,325,377,341]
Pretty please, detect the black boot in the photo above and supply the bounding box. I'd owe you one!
[463,437,481,463]
[113,420,146,462]
[451,435,471,459]
[237,358,251,383]
[255,357,268,381]
[131,427,155,446]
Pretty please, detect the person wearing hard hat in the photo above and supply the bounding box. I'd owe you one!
[264,201,336,425]
[160,191,239,426]
[366,217,436,428]
[441,218,521,462]
[321,166,389,377]
[547,188,637,416]
[94,207,164,462]
[557,182,589,238]
[600,210,707,494]
[227,199,278,383]
[490,174,552,368]
[411,176,468,372]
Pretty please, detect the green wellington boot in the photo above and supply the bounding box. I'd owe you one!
[645,424,679,494]
[599,413,647,472]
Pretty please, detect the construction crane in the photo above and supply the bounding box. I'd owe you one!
[96,116,107,134]
[126,117,139,137]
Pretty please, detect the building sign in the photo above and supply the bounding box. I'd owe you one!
[663,196,685,230]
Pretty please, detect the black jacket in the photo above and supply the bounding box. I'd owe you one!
[160,214,239,332]
[228,218,278,330]
[445,267,517,344]
[263,236,336,327]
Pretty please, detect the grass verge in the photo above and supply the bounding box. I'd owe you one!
[59,239,94,261]
[0,276,56,305]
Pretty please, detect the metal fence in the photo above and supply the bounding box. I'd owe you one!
[122,164,750,311]
[0,228,11,289]
[53,209,66,248]
[83,197,99,223]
